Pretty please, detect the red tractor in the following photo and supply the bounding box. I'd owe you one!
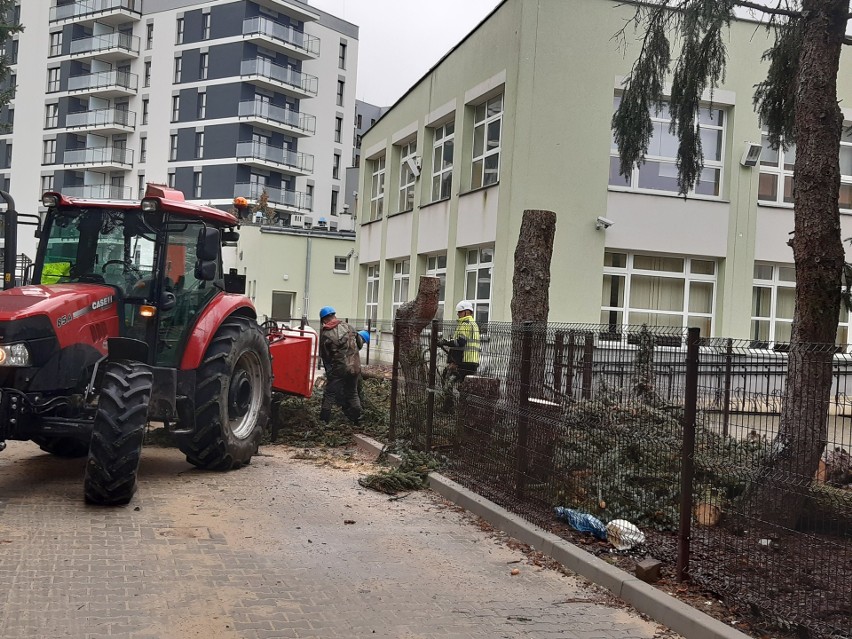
[0,185,314,505]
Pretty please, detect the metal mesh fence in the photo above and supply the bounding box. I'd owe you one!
[388,319,852,638]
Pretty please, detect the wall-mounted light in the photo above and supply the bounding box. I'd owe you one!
[740,142,763,167]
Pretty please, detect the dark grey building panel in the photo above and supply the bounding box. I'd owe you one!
[199,163,238,200]
[211,3,245,39]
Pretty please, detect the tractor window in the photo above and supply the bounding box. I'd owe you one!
[40,208,157,298]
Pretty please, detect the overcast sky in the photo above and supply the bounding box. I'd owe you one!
[308,0,503,106]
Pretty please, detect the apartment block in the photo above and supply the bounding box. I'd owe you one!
[353,0,852,348]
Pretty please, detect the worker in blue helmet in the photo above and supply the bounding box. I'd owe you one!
[318,306,364,425]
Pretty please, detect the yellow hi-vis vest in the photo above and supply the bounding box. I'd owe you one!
[41,261,71,284]
[454,315,481,365]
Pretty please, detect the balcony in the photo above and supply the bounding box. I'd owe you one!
[242,17,319,60]
[233,183,312,213]
[240,59,317,99]
[69,32,139,61]
[63,146,134,169]
[51,0,142,25]
[237,100,315,137]
[236,141,314,176]
[68,69,137,97]
[62,184,133,200]
[65,108,136,134]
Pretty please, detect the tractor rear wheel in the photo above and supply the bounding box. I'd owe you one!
[32,436,89,458]
[177,316,271,470]
[83,361,152,505]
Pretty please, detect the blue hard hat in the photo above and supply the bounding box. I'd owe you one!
[319,306,336,320]
[358,330,370,344]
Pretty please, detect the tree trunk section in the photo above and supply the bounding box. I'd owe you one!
[745,0,846,527]
[508,210,557,401]
[395,275,440,391]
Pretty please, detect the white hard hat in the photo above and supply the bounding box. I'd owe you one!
[455,300,474,313]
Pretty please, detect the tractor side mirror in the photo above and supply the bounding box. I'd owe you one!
[160,291,176,311]
[195,259,217,281]
[196,227,220,262]
[221,230,240,245]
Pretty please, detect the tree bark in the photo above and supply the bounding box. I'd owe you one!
[395,276,440,390]
[746,0,847,526]
[508,210,557,400]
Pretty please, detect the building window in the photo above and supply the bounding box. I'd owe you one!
[140,137,147,163]
[202,13,211,40]
[464,247,493,324]
[146,23,154,49]
[42,139,55,165]
[357,113,362,129]
[3,143,10,169]
[751,263,796,347]
[167,172,175,188]
[171,95,180,122]
[398,140,417,212]
[195,131,204,159]
[330,189,338,214]
[174,57,182,83]
[431,122,454,201]
[193,170,202,198]
[338,41,347,69]
[138,173,146,197]
[369,155,385,221]
[197,92,206,119]
[47,67,60,93]
[609,96,725,197]
[471,94,503,189]
[601,252,716,339]
[334,116,343,143]
[392,259,410,315]
[41,174,54,193]
[44,103,58,129]
[334,255,349,273]
[169,134,178,161]
[176,17,184,44]
[426,254,447,317]
[142,99,149,125]
[336,79,345,107]
[365,264,380,323]
[144,61,151,87]
[305,184,314,211]
[332,152,340,180]
[49,31,62,57]
[199,53,209,80]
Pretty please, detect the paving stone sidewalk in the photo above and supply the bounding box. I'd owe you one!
[0,443,674,639]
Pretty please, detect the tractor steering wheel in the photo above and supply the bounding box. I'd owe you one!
[101,259,142,278]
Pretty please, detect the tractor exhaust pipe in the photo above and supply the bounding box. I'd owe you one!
[0,190,16,290]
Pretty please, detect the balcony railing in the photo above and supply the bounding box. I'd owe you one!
[63,146,134,166]
[242,17,320,57]
[240,58,318,96]
[68,69,138,93]
[236,141,314,173]
[62,184,132,200]
[237,100,316,134]
[66,107,136,129]
[233,183,312,212]
[70,32,139,56]
[50,0,141,23]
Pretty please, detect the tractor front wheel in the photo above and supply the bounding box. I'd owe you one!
[83,361,152,505]
[177,316,271,470]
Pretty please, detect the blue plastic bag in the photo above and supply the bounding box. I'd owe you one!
[554,507,608,541]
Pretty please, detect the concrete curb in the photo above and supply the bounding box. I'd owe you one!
[353,434,751,639]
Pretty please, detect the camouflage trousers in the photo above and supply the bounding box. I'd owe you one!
[319,373,362,425]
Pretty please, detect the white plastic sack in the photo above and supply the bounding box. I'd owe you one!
[606,519,645,550]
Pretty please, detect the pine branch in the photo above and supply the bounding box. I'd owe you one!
[732,0,801,17]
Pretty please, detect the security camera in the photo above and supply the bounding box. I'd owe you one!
[595,216,615,230]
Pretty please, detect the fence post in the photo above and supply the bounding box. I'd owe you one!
[553,331,565,395]
[388,319,401,442]
[677,326,700,583]
[425,319,439,451]
[582,332,594,400]
[365,317,372,365]
[722,337,732,437]
[515,321,533,499]
[566,331,576,398]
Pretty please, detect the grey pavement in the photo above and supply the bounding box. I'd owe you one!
[0,442,673,639]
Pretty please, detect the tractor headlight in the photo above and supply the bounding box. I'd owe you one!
[0,343,32,367]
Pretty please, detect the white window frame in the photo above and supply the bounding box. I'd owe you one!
[751,262,797,348]
[44,103,58,129]
[47,67,60,93]
[197,92,206,119]
[199,52,209,80]
[336,79,345,107]
[142,98,149,125]
[464,247,493,324]
[174,56,182,83]
[146,23,153,49]
[398,140,417,212]
[369,155,385,221]
[392,259,410,315]
[601,252,717,339]
[334,116,342,143]
[202,13,211,40]
[140,136,147,163]
[171,95,180,122]
[365,264,380,323]
[338,41,347,69]
[41,174,54,193]
[49,31,62,57]
[332,152,340,180]
[195,131,204,159]
[334,255,349,273]
[425,253,447,318]
[42,139,56,165]
[144,61,151,87]
[431,122,454,201]
[176,17,185,44]
[169,134,178,161]
[471,94,502,189]
[193,170,202,198]
[609,96,726,199]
